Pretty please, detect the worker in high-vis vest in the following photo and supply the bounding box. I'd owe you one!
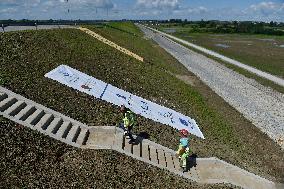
[120,105,136,143]
[176,129,191,172]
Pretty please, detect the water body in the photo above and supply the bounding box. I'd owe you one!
[279,45,284,48]
[215,44,230,48]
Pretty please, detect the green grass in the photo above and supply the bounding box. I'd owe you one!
[1,23,283,182]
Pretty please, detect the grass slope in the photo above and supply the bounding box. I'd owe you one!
[0,23,283,184]
[1,117,235,188]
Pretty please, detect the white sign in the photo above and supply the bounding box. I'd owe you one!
[45,65,205,139]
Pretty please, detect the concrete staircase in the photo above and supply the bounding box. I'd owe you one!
[0,86,281,189]
[0,86,90,148]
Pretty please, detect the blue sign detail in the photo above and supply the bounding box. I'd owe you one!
[116,94,127,100]
[179,118,188,127]
[159,112,175,124]
[141,101,149,110]
[100,84,109,99]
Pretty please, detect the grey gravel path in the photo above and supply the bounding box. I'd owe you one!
[138,24,284,150]
[0,25,76,32]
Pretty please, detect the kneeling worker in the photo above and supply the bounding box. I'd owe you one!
[176,129,191,172]
[120,105,136,144]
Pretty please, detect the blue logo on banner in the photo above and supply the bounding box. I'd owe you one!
[116,94,127,100]
[159,112,175,123]
[179,118,188,126]
[141,101,149,110]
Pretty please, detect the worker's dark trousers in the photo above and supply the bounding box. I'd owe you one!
[119,123,135,141]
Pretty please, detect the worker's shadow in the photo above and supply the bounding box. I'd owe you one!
[133,132,149,145]
[187,154,198,170]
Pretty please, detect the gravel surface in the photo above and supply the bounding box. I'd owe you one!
[0,25,76,33]
[139,25,284,150]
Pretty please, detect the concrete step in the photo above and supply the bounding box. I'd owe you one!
[0,97,17,112]
[123,137,132,153]
[157,149,166,167]
[34,114,54,131]
[25,109,45,125]
[66,124,80,142]
[141,142,150,160]
[0,92,8,101]
[55,121,71,139]
[14,105,36,121]
[132,143,141,157]
[149,145,158,164]
[76,127,89,145]
[4,100,26,116]
[0,86,89,149]
[164,152,175,169]
[46,117,63,134]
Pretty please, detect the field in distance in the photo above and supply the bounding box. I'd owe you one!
[158,24,284,79]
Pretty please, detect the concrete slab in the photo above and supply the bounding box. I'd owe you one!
[66,125,80,142]
[86,127,115,149]
[132,143,141,157]
[149,145,158,164]
[0,92,8,102]
[34,114,54,131]
[0,97,17,112]
[76,127,89,146]
[55,121,71,138]
[124,138,132,153]
[164,152,175,170]
[157,149,166,166]
[141,143,150,160]
[14,105,35,121]
[173,156,181,170]
[45,117,62,134]
[4,100,25,116]
[112,128,124,150]
[25,109,44,125]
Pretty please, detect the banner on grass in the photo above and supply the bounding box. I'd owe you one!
[45,65,205,139]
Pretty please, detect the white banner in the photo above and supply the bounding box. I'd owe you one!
[45,65,205,139]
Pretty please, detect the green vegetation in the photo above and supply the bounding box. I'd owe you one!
[0,22,283,183]
[157,20,284,36]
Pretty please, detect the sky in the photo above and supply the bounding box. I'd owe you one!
[0,0,284,22]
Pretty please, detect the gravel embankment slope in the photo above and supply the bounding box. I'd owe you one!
[139,26,284,150]
[0,117,238,189]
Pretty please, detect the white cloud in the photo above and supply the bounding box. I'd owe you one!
[67,0,114,9]
[0,0,41,7]
[187,6,208,14]
[249,1,284,15]
[0,7,17,14]
[136,0,181,10]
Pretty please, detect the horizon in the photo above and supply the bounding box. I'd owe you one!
[0,0,284,22]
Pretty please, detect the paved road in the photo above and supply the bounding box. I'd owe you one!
[144,25,284,87]
[0,25,76,32]
[138,24,284,150]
